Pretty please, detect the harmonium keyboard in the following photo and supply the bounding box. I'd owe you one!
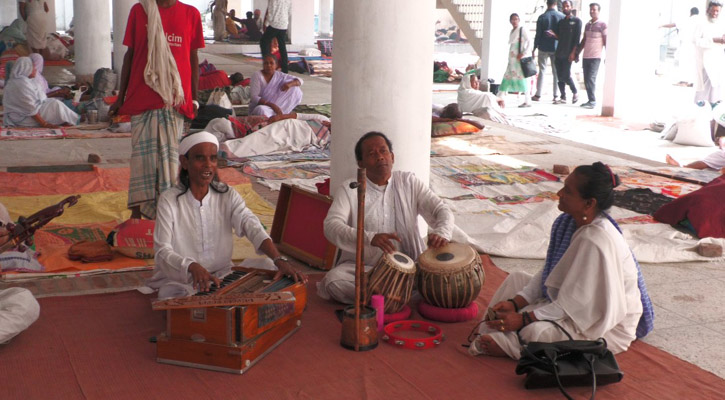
[152,266,307,374]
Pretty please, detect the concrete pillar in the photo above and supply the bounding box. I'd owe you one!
[253,0,268,14]
[601,0,659,118]
[290,0,315,46]
[331,0,434,188]
[318,0,332,37]
[0,1,18,27]
[480,0,519,82]
[74,0,112,81]
[112,0,136,84]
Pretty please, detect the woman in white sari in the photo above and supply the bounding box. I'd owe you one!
[2,57,79,128]
[249,55,303,118]
[457,73,504,113]
[468,162,652,359]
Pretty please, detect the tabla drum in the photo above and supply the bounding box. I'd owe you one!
[366,251,417,314]
[417,243,484,309]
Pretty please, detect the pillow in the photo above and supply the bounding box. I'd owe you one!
[432,120,480,137]
[108,219,155,259]
[672,107,715,147]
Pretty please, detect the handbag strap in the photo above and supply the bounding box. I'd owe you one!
[518,27,522,55]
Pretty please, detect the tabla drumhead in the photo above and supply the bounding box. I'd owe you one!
[384,251,416,272]
[417,243,476,272]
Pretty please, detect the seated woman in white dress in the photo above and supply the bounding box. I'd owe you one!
[469,162,654,359]
[2,57,79,128]
[457,73,505,113]
[249,55,303,118]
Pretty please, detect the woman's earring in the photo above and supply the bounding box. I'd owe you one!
[582,215,588,221]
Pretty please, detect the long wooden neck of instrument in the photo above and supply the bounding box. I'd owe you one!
[354,168,366,351]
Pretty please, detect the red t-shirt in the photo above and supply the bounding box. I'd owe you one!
[119,2,204,119]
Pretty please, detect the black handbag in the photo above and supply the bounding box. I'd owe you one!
[519,28,537,78]
[515,320,623,400]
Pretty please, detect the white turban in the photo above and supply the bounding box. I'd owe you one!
[178,131,219,156]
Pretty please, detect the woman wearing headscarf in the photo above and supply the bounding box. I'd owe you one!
[457,72,505,113]
[2,57,79,128]
[28,53,70,99]
[468,162,654,359]
[249,55,303,117]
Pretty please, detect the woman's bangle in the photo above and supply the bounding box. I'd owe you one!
[521,311,531,327]
[507,298,519,312]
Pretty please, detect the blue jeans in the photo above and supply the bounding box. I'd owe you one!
[535,50,559,98]
[583,58,601,104]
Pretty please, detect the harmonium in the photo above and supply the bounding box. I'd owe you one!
[152,267,307,374]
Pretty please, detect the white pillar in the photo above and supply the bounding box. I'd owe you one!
[1,1,18,27]
[112,0,136,84]
[601,0,659,117]
[331,0,434,188]
[253,0,268,14]
[74,0,112,80]
[319,0,332,37]
[290,0,315,46]
[480,0,519,82]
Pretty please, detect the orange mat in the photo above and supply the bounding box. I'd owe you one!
[43,59,74,66]
[0,167,252,275]
[0,166,249,197]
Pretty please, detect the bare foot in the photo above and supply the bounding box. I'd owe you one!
[477,335,508,357]
[665,154,681,167]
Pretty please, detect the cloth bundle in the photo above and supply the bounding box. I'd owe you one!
[68,240,114,263]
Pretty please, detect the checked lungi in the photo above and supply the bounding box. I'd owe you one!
[128,108,185,219]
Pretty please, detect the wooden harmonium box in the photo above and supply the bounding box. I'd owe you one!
[153,267,307,374]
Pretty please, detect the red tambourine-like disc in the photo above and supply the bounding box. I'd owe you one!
[382,320,444,350]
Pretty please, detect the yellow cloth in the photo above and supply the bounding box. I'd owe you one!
[226,17,239,35]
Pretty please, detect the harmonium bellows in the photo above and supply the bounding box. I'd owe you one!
[153,266,307,374]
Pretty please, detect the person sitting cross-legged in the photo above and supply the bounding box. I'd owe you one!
[147,131,306,299]
[317,131,454,304]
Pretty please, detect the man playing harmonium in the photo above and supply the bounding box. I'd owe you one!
[147,131,306,299]
[318,131,455,304]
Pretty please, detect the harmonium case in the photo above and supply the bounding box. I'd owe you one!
[152,267,307,374]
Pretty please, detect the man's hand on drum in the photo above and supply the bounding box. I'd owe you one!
[188,262,221,292]
[371,233,401,254]
[427,233,449,249]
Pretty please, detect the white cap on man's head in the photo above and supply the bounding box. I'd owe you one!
[178,131,219,156]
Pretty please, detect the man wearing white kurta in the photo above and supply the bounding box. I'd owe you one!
[318,132,455,304]
[694,2,725,107]
[148,131,304,299]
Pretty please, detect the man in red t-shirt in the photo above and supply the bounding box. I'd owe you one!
[109,0,204,219]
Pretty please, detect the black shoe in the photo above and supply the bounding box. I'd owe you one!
[572,93,579,103]
[335,309,344,323]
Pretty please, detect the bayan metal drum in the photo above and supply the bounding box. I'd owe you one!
[366,251,417,314]
[417,243,484,308]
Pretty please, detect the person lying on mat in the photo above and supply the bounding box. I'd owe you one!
[432,103,485,129]
[147,131,306,299]
[249,55,303,118]
[2,57,79,128]
[0,203,41,345]
[317,131,454,304]
[468,162,654,359]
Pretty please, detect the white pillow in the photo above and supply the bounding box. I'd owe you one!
[673,108,715,147]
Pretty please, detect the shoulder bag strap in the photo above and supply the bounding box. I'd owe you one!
[519,27,523,55]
